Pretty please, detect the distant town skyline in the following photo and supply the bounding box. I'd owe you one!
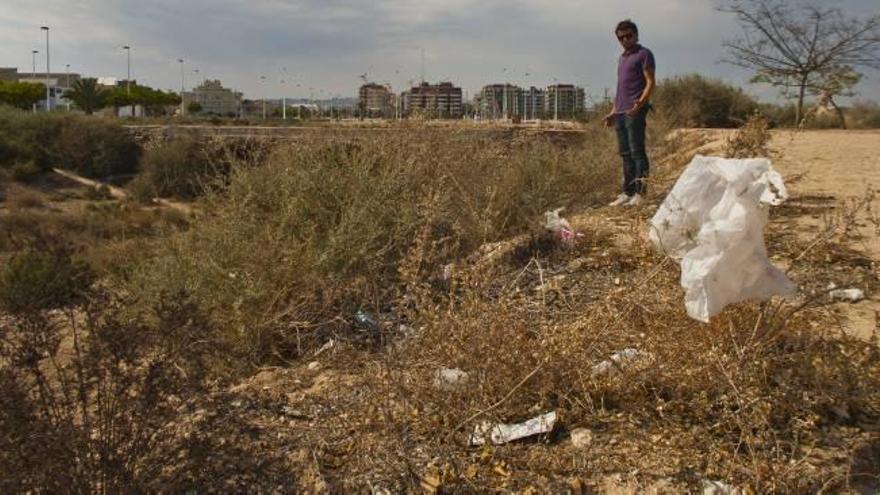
[1,0,878,103]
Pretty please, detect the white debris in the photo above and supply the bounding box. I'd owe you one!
[544,207,572,232]
[830,288,865,303]
[544,207,584,245]
[433,367,469,390]
[307,361,320,371]
[313,339,335,357]
[570,428,594,448]
[470,411,557,446]
[702,479,743,495]
[649,155,795,322]
[591,348,647,378]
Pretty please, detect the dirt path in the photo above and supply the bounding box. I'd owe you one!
[52,168,193,214]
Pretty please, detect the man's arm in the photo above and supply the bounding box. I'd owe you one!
[626,65,655,116]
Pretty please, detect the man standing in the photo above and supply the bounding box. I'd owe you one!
[605,19,656,206]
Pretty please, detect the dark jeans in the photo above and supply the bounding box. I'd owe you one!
[614,106,650,196]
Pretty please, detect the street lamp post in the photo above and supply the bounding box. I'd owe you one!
[281,79,287,120]
[281,67,288,121]
[31,50,38,114]
[123,45,132,117]
[40,27,50,111]
[122,46,131,94]
[65,64,70,110]
[193,68,200,113]
[501,67,508,121]
[552,78,559,122]
[178,59,185,116]
[260,75,267,120]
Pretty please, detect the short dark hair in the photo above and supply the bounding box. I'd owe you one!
[615,19,638,35]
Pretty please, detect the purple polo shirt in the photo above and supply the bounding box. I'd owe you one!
[614,44,655,113]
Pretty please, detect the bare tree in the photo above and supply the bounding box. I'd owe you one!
[720,0,880,125]
[811,67,861,128]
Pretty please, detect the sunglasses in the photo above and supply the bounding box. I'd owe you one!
[617,32,635,41]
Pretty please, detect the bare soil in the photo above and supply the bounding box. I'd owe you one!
[693,129,880,340]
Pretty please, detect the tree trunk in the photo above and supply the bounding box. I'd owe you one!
[795,80,807,127]
[829,98,847,129]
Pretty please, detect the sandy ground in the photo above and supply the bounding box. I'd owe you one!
[773,130,879,340]
[695,129,880,339]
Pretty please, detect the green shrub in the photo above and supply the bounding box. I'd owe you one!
[0,238,95,314]
[83,183,114,201]
[129,138,211,201]
[653,74,759,128]
[0,105,140,179]
[55,116,140,178]
[130,137,271,202]
[9,161,42,182]
[0,105,62,173]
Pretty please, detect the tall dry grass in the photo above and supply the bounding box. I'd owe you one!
[129,123,675,366]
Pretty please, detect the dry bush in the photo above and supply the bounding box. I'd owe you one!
[128,136,271,202]
[233,195,877,493]
[723,113,773,158]
[129,124,649,367]
[0,235,95,314]
[5,188,45,210]
[652,74,759,128]
[0,200,188,278]
[0,290,225,492]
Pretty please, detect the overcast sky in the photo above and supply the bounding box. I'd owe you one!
[1,0,878,102]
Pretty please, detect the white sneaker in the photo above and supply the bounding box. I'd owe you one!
[608,194,630,206]
[625,193,644,206]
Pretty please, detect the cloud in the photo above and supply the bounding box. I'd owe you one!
[0,0,877,101]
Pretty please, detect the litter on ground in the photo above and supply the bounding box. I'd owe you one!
[649,155,796,322]
[829,288,865,303]
[469,411,557,446]
[590,348,648,378]
[544,208,584,246]
[433,367,469,390]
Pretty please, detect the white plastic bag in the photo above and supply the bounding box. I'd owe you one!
[649,155,795,322]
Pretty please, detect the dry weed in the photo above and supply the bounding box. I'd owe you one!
[723,113,773,158]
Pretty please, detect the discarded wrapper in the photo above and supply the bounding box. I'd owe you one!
[590,348,647,378]
[830,288,865,303]
[433,367,469,390]
[469,411,557,446]
[544,208,584,246]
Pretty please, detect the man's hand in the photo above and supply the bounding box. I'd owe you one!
[625,101,644,117]
[602,112,615,127]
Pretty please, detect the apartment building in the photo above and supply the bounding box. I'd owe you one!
[358,83,393,118]
[182,79,242,116]
[545,84,585,119]
[401,81,462,118]
[476,84,526,120]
